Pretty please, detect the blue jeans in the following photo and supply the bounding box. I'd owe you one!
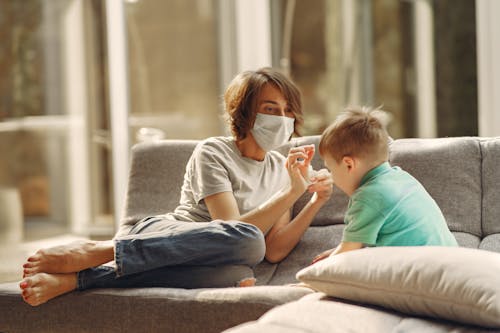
[77,217,265,290]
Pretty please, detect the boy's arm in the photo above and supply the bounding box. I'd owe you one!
[331,241,364,255]
[311,241,364,264]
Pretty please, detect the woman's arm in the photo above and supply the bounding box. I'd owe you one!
[264,171,333,263]
[204,175,304,235]
[205,145,313,234]
[206,167,333,263]
[206,145,332,261]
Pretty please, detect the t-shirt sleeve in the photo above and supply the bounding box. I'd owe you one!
[342,199,385,245]
[188,142,233,203]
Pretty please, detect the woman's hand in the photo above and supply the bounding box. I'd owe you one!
[285,144,315,194]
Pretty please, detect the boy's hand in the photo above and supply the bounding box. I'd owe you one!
[311,248,335,264]
[308,168,333,203]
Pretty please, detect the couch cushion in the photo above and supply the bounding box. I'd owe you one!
[258,230,484,287]
[389,137,482,236]
[0,282,312,333]
[224,294,487,333]
[481,137,500,236]
[254,225,344,286]
[267,225,344,285]
[480,234,500,252]
[452,231,481,248]
[296,246,500,328]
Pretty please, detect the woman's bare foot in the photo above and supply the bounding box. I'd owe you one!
[23,240,114,276]
[19,272,77,306]
[237,277,256,287]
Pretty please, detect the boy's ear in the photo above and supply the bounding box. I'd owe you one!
[342,156,355,171]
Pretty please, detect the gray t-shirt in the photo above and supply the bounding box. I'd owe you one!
[164,136,289,222]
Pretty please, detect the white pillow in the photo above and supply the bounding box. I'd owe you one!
[296,246,500,328]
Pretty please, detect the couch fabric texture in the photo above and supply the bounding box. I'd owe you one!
[0,136,499,333]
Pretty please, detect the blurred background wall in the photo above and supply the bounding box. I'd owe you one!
[0,0,497,250]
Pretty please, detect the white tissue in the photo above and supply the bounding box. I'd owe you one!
[306,165,317,184]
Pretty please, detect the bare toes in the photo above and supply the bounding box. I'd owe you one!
[27,254,40,262]
[21,288,31,298]
[23,269,35,278]
[19,273,77,306]
[19,279,29,289]
[23,260,38,268]
[23,293,40,306]
[238,277,256,287]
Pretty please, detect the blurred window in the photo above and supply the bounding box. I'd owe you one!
[125,0,222,143]
[0,0,482,246]
[272,0,477,138]
[0,0,112,240]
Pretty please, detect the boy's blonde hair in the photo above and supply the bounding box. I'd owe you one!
[319,106,390,163]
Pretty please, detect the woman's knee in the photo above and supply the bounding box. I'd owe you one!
[230,222,265,266]
[210,220,265,266]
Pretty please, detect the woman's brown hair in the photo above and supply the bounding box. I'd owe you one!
[223,67,303,140]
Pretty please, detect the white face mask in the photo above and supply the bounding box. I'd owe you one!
[250,113,295,151]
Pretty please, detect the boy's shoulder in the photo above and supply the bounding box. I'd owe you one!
[354,164,418,206]
[359,162,410,188]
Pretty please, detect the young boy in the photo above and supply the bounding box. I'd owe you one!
[312,107,458,264]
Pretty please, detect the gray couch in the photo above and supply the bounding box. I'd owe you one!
[1,136,499,333]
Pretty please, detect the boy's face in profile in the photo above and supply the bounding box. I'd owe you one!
[323,153,345,193]
[322,152,359,196]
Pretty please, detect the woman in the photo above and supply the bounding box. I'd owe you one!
[20,68,333,306]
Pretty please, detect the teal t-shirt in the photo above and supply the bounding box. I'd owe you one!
[342,162,458,247]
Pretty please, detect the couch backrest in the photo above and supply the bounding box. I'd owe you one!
[481,137,500,236]
[389,137,482,236]
[123,136,491,238]
[122,140,198,229]
[281,136,485,235]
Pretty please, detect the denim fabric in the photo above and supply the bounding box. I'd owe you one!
[77,264,255,290]
[77,217,265,290]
